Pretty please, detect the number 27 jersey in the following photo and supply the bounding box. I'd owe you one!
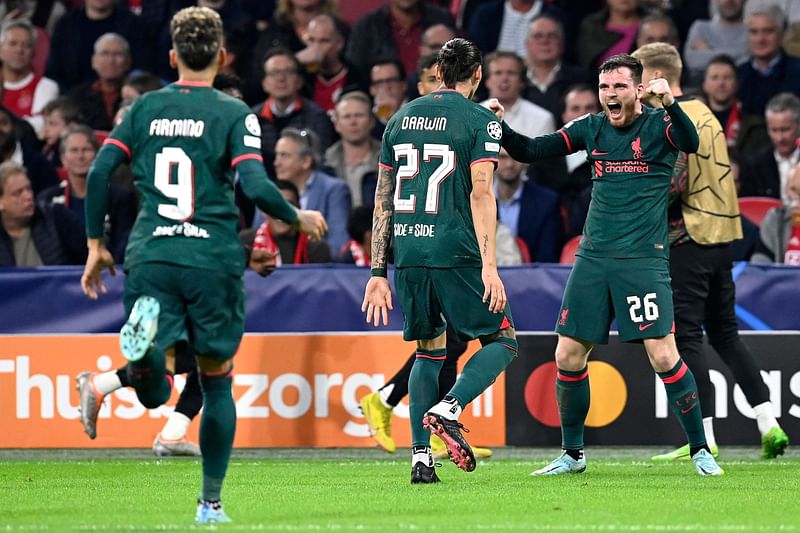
[379,90,502,268]
[106,83,263,275]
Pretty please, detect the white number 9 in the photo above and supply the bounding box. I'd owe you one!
[154,147,194,221]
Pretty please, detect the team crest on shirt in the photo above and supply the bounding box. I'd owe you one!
[487,121,502,140]
[245,114,261,136]
[631,137,644,159]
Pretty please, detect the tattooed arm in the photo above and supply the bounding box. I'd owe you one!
[362,164,395,326]
[470,160,507,313]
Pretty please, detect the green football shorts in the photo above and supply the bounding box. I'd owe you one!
[555,255,674,344]
[394,266,513,342]
[124,262,245,361]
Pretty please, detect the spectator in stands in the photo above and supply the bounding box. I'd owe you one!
[338,204,372,265]
[702,54,769,159]
[40,97,80,170]
[0,161,79,266]
[37,125,136,263]
[254,0,336,57]
[253,47,335,171]
[494,148,561,263]
[414,52,440,98]
[683,0,747,83]
[298,14,365,112]
[324,91,379,208]
[369,58,407,126]
[635,12,681,49]
[0,2,56,78]
[275,128,351,253]
[45,0,151,92]
[0,19,58,136]
[522,14,591,120]
[120,72,162,107]
[466,0,563,58]
[243,180,331,269]
[751,164,800,264]
[67,33,131,131]
[738,4,800,116]
[576,0,646,69]
[345,0,453,80]
[739,92,800,199]
[0,104,57,195]
[406,23,455,99]
[481,51,555,138]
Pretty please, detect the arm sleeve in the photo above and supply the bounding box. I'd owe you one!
[237,158,298,225]
[85,143,127,238]
[664,102,700,153]
[501,121,575,163]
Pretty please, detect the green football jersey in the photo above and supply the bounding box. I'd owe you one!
[105,83,263,275]
[379,90,503,268]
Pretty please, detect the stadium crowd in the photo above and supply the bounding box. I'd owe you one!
[1,0,800,267]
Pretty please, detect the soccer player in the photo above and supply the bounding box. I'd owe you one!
[632,43,789,462]
[491,53,724,476]
[362,37,518,484]
[80,6,327,523]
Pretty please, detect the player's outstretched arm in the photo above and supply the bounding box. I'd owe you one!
[470,160,506,314]
[500,122,574,164]
[362,164,394,326]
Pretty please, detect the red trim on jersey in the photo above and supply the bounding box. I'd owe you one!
[104,138,131,159]
[665,123,677,149]
[558,129,572,152]
[231,153,263,167]
[175,80,212,87]
[415,352,447,361]
[557,369,589,382]
[661,361,688,384]
[471,157,498,166]
[500,316,511,329]
[378,162,393,170]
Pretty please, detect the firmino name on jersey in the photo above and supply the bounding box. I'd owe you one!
[400,116,447,131]
[149,119,205,138]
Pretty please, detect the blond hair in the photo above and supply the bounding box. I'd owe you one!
[632,42,683,86]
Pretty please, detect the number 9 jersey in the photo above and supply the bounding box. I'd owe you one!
[379,90,502,269]
[103,82,264,275]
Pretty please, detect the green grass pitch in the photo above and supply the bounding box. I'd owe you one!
[2,447,798,531]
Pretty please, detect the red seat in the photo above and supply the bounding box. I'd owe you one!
[738,196,782,226]
[560,235,581,264]
[515,237,531,263]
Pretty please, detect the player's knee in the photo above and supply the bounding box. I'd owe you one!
[137,383,172,409]
[479,327,518,359]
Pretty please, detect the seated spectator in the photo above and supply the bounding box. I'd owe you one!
[40,97,80,170]
[324,91,380,207]
[369,58,407,126]
[46,0,152,92]
[67,33,131,131]
[635,12,681,49]
[120,71,162,106]
[0,19,59,137]
[298,14,366,112]
[37,125,136,263]
[346,0,453,81]
[275,128,351,253]
[0,104,57,195]
[466,0,563,58]
[252,47,335,174]
[739,92,800,199]
[338,205,372,265]
[751,164,800,263]
[406,23,455,100]
[243,180,331,270]
[522,14,592,121]
[494,148,561,263]
[683,0,747,83]
[738,4,800,116]
[702,54,769,159]
[414,52,440,99]
[576,0,646,69]
[0,161,80,266]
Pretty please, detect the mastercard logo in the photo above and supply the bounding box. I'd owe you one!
[524,361,627,427]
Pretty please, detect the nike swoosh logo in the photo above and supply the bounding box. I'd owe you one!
[591,149,608,156]
[638,323,655,331]
[681,403,697,414]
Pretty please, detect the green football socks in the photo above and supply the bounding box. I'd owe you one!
[556,366,590,451]
[409,349,446,447]
[126,348,172,409]
[448,338,518,407]
[199,371,236,502]
[657,359,706,449]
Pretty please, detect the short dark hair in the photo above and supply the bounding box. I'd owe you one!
[170,6,223,71]
[41,97,81,124]
[213,72,243,96]
[123,72,162,95]
[438,37,482,88]
[705,53,737,73]
[416,52,439,79]
[276,179,300,207]
[484,50,526,83]
[598,54,643,85]
[370,57,406,82]
[347,205,373,242]
[262,46,303,76]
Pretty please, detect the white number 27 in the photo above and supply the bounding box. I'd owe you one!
[154,147,194,220]
[393,143,455,214]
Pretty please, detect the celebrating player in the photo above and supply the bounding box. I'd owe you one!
[362,38,518,483]
[80,6,326,523]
